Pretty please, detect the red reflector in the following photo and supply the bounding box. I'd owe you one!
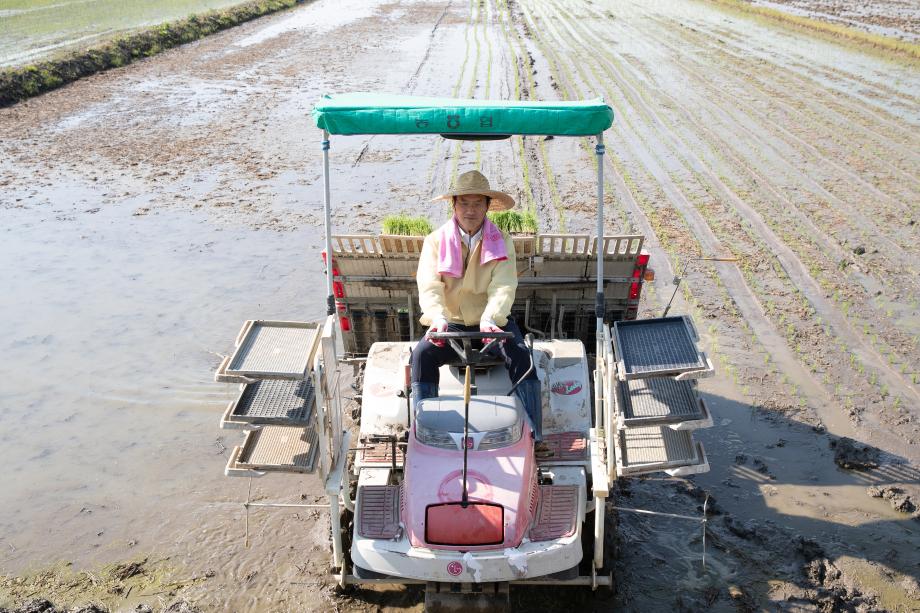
[320,251,340,276]
[333,281,345,298]
[632,268,641,278]
[629,282,640,299]
[339,316,351,332]
[637,252,650,266]
[426,503,503,546]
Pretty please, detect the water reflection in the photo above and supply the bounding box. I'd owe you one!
[0,202,325,569]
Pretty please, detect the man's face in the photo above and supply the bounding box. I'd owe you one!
[454,194,490,234]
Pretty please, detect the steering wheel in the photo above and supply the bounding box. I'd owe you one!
[427,330,514,366]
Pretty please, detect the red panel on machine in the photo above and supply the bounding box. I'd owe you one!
[425,503,504,546]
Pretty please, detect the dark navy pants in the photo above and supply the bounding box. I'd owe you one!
[410,318,538,386]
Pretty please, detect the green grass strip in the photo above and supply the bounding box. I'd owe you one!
[0,0,304,107]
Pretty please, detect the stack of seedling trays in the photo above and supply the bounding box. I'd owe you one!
[215,320,322,477]
[611,316,714,477]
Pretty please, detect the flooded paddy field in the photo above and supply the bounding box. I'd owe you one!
[0,0,256,68]
[0,0,918,611]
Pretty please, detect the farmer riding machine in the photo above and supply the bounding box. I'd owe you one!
[213,94,715,610]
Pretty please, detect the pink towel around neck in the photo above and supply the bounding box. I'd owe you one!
[436,218,507,278]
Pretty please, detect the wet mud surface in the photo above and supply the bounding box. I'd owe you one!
[1,0,918,611]
[751,0,920,42]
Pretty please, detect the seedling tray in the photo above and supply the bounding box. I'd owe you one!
[617,426,707,476]
[613,316,712,380]
[618,378,710,429]
[221,379,315,429]
[224,320,321,380]
[225,425,318,477]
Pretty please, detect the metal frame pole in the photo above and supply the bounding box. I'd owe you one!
[330,493,343,570]
[594,495,605,569]
[594,133,607,572]
[322,130,335,316]
[594,133,606,431]
[594,133,605,346]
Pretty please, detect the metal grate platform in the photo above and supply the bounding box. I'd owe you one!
[227,425,318,475]
[613,316,707,379]
[619,378,704,426]
[357,485,401,539]
[226,321,320,379]
[223,379,315,428]
[618,426,703,475]
[530,485,579,541]
[537,432,588,463]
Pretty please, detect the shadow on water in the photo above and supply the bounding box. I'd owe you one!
[601,391,920,612]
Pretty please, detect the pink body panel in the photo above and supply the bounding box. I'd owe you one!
[404,424,537,551]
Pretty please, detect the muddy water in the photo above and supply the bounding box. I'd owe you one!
[0,195,330,594]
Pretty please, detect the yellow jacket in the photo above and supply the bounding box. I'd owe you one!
[416,231,518,327]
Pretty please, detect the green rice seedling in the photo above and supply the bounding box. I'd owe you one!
[487,210,538,234]
[382,214,433,236]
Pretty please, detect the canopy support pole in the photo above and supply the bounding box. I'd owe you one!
[322,130,334,316]
[594,133,605,350]
[593,132,606,571]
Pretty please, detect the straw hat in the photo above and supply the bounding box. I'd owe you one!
[432,170,515,211]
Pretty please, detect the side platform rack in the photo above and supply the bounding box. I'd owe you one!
[608,316,714,477]
[216,320,324,476]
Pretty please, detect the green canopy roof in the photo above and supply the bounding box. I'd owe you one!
[312,93,613,136]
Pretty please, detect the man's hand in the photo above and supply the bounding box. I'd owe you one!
[480,321,504,346]
[426,318,449,347]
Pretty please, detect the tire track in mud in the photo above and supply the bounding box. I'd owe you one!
[620,5,917,392]
[602,24,920,380]
[530,0,832,403]
[568,3,920,406]
[568,1,910,396]
[522,0,815,421]
[646,10,920,206]
[527,0,920,442]
[515,0,636,237]
[688,9,920,147]
[496,0,559,225]
[644,12,920,229]
[701,21,920,124]
[609,5,919,251]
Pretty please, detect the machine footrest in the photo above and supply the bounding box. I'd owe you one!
[530,485,579,541]
[357,485,401,539]
[359,441,405,466]
[537,432,588,463]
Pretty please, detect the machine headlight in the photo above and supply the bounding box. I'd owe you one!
[416,423,456,449]
[478,421,523,450]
